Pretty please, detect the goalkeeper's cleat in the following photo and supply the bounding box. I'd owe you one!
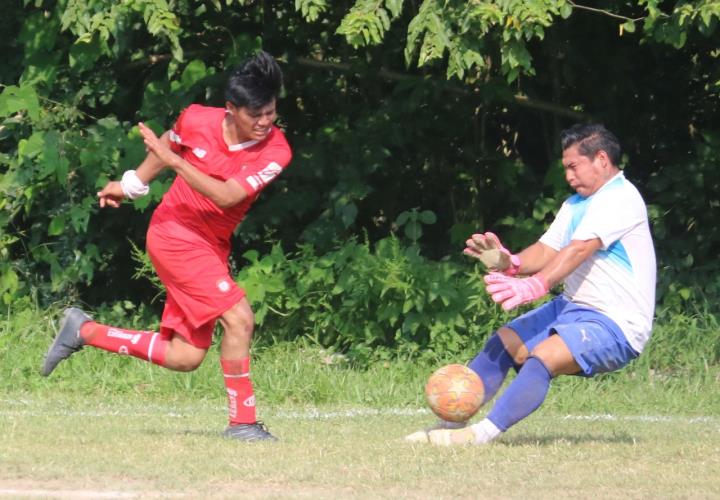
[404,419,467,443]
[41,307,91,377]
[223,421,278,442]
[428,427,478,446]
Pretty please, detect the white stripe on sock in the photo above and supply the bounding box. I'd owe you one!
[147,332,158,363]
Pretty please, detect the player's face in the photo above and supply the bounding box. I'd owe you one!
[561,144,612,197]
[227,100,277,142]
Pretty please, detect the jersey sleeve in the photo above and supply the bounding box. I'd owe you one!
[572,188,646,250]
[539,200,572,251]
[168,105,197,154]
[232,131,293,197]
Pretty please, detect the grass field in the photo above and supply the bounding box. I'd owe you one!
[1,394,719,499]
[1,306,719,498]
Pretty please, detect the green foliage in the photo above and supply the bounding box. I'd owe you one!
[404,0,566,81]
[58,0,184,61]
[0,81,143,304]
[234,237,509,364]
[647,130,720,307]
[295,0,329,23]
[337,0,405,47]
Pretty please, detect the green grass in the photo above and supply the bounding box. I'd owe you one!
[1,304,719,498]
[1,395,718,499]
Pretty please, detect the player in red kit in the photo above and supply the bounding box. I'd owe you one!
[41,51,291,441]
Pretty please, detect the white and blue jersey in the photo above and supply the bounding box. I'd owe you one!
[539,172,657,353]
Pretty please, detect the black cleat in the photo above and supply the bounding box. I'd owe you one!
[41,307,92,377]
[223,421,278,442]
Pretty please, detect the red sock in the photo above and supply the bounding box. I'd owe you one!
[80,322,168,366]
[221,357,256,425]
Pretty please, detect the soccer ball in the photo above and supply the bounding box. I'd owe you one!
[424,363,485,422]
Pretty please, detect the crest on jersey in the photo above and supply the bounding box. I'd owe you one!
[216,279,231,293]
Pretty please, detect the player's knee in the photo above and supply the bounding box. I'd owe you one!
[165,346,206,372]
[172,356,204,372]
[221,303,255,341]
[497,327,529,365]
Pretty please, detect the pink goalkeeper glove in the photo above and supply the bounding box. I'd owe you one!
[484,272,549,311]
[464,232,521,276]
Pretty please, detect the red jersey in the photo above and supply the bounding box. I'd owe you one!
[151,104,292,247]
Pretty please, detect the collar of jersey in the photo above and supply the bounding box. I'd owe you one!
[227,127,272,151]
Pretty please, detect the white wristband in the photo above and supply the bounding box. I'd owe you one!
[120,170,150,200]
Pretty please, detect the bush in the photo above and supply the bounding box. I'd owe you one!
[235,236,511,365]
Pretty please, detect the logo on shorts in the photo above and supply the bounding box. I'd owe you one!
[580,328,590,343]
[217,279,231,293]
[243,395,256,407]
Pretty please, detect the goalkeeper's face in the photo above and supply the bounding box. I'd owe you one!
[227,100,277,142]
[562,144,617,197]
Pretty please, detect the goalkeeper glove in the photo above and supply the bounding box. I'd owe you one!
[464,232,521,276]
[484,272,549,311]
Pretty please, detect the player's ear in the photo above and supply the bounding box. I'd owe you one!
[593,150,609,167]
[225,102,236,115]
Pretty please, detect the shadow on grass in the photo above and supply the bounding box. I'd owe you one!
[501,431,637,446]
[139,428,223,439]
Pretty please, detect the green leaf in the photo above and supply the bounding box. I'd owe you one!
[39,130,60,180]
[418,210,436,224]
[404,221,422,241]
[559,3,572,19]
[0,84,40,121]
[395,211,410,226]
[621,20,636,34]
[339,203,358,228]
[48,215,66,236]
[179,60,208,90]
[69,37,102,71]
[18,132,45,161]
[0,268,19,294]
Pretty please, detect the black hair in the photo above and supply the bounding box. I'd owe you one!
[224,50,283,110]
[560,123,622,166]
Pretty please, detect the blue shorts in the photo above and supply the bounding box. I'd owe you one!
[506,296,638,377]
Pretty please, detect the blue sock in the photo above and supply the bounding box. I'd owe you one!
[486,356,552,431]
[468,334,515,404]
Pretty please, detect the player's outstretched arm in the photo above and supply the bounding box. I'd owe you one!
[465,234,557,277]
[483,238,602,311]
[96,127,172,209]
[135,129,173,184]
[138,121,248,209]
[97,181,124,208]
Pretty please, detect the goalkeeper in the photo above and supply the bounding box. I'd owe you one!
[41,51,291,442]
[408,123,657,445]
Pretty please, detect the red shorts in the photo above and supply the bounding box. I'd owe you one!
[146,220,245,349]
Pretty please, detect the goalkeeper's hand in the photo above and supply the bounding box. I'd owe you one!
[484,272,549,311]
[464,232,521,275]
